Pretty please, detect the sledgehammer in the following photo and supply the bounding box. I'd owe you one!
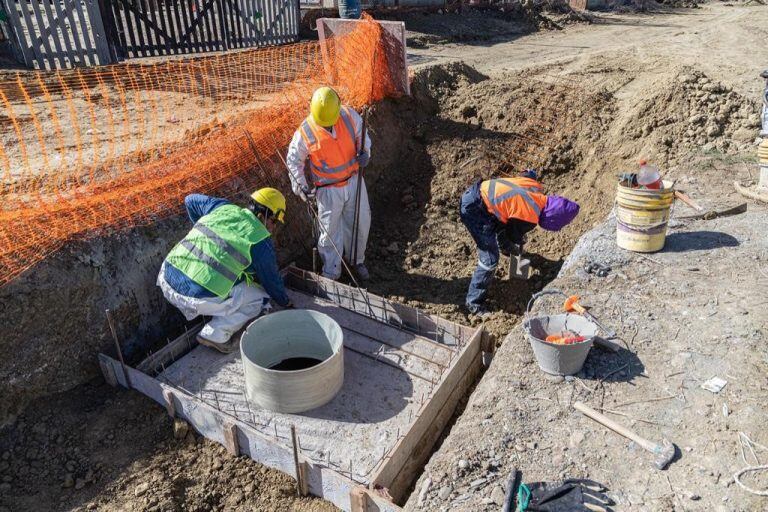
[574,402,676,470]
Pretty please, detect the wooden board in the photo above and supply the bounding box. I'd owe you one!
[99,354,402,512]
[370,326,485,500]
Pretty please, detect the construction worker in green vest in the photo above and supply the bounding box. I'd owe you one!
[157,189,293,353]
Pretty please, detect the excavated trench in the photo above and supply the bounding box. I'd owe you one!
[3,58,759,509]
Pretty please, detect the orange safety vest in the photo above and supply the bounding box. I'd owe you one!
[480,177,547,224]
[298,106,360,188]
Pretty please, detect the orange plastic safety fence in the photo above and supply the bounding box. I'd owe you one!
[0,17,398,286]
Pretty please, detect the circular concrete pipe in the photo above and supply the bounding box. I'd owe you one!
[241,309,344,413]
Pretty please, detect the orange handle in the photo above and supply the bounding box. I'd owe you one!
[564,295,587,314]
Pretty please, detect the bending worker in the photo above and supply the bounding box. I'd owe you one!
[460,171,579,316]
[157,189,292,353]
[285,86,372,281]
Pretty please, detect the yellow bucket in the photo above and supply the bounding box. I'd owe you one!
[615,180,675,253]
[759,139,768,163]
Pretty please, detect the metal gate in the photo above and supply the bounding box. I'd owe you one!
[0,0,299,68]
[1,0,113,69]
[101,0,300,59]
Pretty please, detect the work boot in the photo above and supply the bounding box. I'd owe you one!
[468,305,492,320]
[196,334,240,354]
[354,263,370,281]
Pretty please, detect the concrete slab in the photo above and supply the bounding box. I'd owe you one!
[100,267,486,511]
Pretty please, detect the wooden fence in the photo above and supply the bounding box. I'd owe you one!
[0,0,300,69]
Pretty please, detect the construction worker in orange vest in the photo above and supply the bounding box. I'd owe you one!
[285,86,372,281]
[459,170,580,317]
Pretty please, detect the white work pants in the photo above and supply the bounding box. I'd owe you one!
[157,263,270,343]
[316,173,370,279]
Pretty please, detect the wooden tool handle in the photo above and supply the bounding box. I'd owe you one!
[572,302,587,314]
[674,190,704,211]
[574,402,655,452]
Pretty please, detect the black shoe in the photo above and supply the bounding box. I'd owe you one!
[196,334,239,354]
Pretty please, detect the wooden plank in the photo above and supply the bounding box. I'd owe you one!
[136,323,202,374]
[215,0,228,50]
[350,487,369,512]
[37,0,67,67]
[386,351,483,502]
[163,389,176,417]
[157,0,176,54]
[287,290,454,368]
[285,268,473,346]
[27,0,55,69]
[50,0,79,65]
[84,0,115,64]
[2,0,36,67]
[174,0,194,53]
[72,0,98,61]
[371,326,485,494]
[98,354,402,511]
[224,422,239,456]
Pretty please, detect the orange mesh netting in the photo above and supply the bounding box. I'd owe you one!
[0,17,400,286]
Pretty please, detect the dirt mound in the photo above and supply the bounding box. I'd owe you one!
[0,381,335,512]
[624,69,760,155]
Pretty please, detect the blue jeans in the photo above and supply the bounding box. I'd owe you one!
[338,0,361,19]
[460,182,499,312]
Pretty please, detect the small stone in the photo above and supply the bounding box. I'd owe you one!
[386,242,399,253]
[173,419,189,440]
[515,444,526,453]
[74,478,86,490]
[469,477,487,489]
[458,459,469,470]
[62,473,75,488]
[526,442,536,450]
[689,493,701,501]
[134,482,150,496]
[438,485,451,500]
[491,485,505,505]
[707,125,722,137]
[212,458,223,470]
[570,431,585,448]
[65,460,77,472]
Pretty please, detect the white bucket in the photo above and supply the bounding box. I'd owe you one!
[241,309,344,413]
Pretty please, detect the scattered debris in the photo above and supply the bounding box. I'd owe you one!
[701,377,728,394]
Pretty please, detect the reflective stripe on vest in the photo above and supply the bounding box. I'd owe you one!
[299,106,360,188]
[481,178,546,223]
[165,205,271,298]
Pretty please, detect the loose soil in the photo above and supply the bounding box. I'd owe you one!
[2,3,767,512]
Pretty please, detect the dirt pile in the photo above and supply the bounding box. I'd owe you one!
[406,151,767,511]
[617,68,760,157]
[0,381,335,512]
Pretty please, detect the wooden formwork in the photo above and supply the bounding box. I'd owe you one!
[99,267,489,511]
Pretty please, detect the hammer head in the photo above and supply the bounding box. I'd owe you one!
[652,439,676,470]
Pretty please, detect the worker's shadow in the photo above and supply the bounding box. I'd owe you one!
[662,231,739,253]
[578,344,645,385]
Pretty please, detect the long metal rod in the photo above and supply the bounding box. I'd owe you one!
[343,345,436,384]
[290,424,304,496]
[350,106,368,266]
[105,309,131,387]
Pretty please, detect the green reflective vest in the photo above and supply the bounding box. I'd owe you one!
[166,204,271,298]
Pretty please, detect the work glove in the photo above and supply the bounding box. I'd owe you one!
[518,479,614,512]
[357,151,370,168]
[298,186,315,203]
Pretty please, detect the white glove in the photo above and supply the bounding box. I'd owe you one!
[298,186,316,203]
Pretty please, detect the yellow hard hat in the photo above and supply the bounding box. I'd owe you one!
[251,187,286,224]
[310,87,341,127]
